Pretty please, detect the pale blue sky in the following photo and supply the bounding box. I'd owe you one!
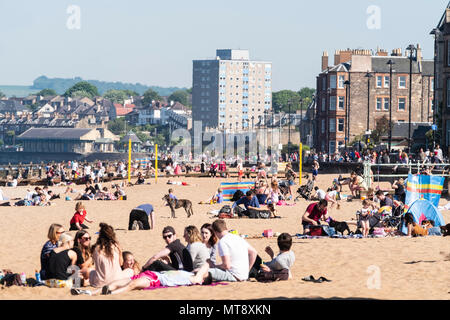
[0,0,448,91]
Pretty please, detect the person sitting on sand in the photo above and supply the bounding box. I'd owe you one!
[73,230,94,272]
[312,186,326,201]
[260,233,295,279]
[254,181,269,204]
[256,163,268,182]
[207,219,258,283]
[184,225,210,271]
[201,223,218,266]
[69,202,93,231]
[142,226,194,272]
[231,190,272,218]
[135,172,145,185]
[87,223,135,289]
[40,223,64,280]
[302,199,330,235]
[47,233,82,281]
[122,251,141,276]
[404,213,442,237]
[113,184,127,200]
[349,171,368,198]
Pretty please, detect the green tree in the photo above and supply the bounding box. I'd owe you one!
[36,88,57,96]
[298,87,315,109]
[108,118,126,135]
[70,90,94,100]
[103,90,128,104]
[272,90,301,113]
[142,89,162,106]
[64,81,99,98]
[168,90,189,106]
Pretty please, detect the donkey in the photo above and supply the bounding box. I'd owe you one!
[162,194,194,218]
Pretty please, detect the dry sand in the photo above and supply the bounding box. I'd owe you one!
[0,173,449,300]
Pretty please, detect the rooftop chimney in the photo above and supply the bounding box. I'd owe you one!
[322,51,329,71]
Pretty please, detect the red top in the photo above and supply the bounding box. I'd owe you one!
[70,209,87,225]
[305,203,327,222]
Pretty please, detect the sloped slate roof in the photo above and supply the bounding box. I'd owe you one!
[18,128,94,140]
[371,56,433,75]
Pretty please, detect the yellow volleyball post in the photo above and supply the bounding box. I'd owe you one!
[155,144,158,184]
[299,143,302,185]
[128,139,131,183]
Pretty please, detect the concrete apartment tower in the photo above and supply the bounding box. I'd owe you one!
[192,49,272,132]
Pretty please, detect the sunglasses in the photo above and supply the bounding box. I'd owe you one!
[56,231,65,234]
[163,234,173,240]
[81,237,91,241]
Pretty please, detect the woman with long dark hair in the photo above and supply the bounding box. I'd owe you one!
[88,223,133,288]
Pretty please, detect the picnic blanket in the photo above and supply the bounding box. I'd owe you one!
[220,181,255,202]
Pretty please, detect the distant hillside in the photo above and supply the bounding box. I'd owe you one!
[30,76,186,96]
[0,85,38,98]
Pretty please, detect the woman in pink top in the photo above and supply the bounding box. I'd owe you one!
[88,223,133,288]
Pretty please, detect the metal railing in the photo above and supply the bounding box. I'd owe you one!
[363,161,450,189]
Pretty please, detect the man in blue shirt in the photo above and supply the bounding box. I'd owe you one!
[128,203,154,230]
[232,190,270,218]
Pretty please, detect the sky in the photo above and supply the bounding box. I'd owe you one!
[0,0,448,91]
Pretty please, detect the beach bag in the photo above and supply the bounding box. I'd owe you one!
[233,205,246,217]
[256,269,289,283]
[309,225,323,236]
[257,210,271,219]
[0,273,25,287]
[218,205,233,218]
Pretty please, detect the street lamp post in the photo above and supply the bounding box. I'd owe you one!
[288,99,292,157]
[299,98,303,144]
[430,28,440,149]
[387,59,395,152]
[365,72,373,145]
[407,44,417,152]
[344,80,350,149]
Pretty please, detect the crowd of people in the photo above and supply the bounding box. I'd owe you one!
[37,218,295,296]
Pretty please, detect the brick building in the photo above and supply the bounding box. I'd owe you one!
[315,47,434,153]
[432,2,450,154]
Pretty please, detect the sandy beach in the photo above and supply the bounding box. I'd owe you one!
[0,173,449,300]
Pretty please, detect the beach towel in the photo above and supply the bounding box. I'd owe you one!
[220,182,255,202]
[405,174,444,208]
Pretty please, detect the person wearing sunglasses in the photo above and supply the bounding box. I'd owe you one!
[142,226,193,272]
[39,223,65,281]
[74,230,94,285]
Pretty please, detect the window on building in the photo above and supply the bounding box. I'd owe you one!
[338,118,344,132]
[398,97,406,111]
[338,75,345,89]
[383,97,389,111]
[322,77,326,91]
[376,97,382,111]
[329,118,336,132]
[338,96,345,110]
[330,75,337,89]
[431,78,434,92]
[321,119,325,134]
[329,96,336,111]
[399,76,407,88]
[329,141,336,154]
[321,98,326,112]
[384,76,390,88]
[447,79,450,108]
[376,76,382,88]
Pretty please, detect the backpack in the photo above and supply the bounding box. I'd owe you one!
[218,205,234,219]
[256,269,289,283]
